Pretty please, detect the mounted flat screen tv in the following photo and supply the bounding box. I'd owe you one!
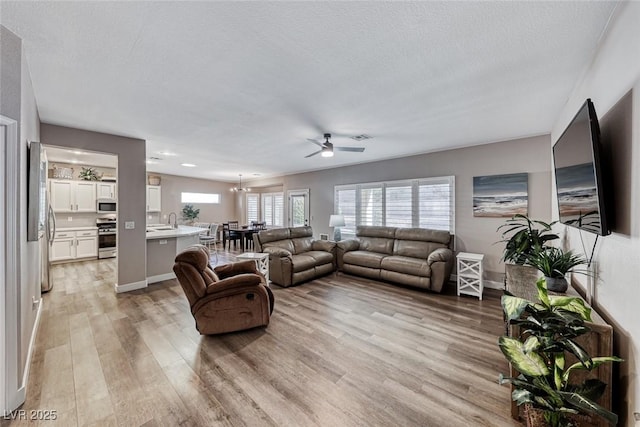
[553,98,610,236]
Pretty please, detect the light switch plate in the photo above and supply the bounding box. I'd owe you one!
[125,221,135,229]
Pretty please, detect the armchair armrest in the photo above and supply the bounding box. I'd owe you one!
[206,273,263,295]
[214,259,259,279]
[312,240,336,252]
[263,246,292,259]
[427,248,453,266]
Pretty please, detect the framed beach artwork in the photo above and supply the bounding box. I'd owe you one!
[473,173,528,217]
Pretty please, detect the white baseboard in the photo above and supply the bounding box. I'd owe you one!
[9,298,43,411]
[114,279,147,293]
[147,272,176,285]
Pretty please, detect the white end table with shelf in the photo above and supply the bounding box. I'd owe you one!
[236,252,270,284]
[456,252,485,300]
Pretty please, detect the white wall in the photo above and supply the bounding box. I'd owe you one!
[551,2,640,424]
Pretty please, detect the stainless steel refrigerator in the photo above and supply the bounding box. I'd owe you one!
[29,142,56,292]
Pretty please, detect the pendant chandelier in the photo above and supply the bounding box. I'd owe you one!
[230,174,251,192]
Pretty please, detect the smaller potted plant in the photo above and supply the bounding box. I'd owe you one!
[526,247,587,293]
[499,278,622,427]
[182,204,200,224]
[78,166,100,181]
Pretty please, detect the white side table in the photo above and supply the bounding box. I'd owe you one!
[236,252,270,284]
[456,252,485,300]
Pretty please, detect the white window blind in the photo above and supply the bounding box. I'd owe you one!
[360,186,383,226]
[334,176,454,233]
[261,192,284,227]
[419,178,454,231]
[246,194,259,223]
[385,183,413,228]
[335,187,356,235]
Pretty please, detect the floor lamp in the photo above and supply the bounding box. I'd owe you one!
[329,214,346,242]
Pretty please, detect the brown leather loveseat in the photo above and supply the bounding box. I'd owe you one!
[337,226,453,292]
[253,226,336,287]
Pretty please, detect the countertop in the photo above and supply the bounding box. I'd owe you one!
[145,225,203,240]
[56,226,98,231]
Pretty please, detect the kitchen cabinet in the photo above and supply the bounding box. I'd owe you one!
[97,182,116,199]
[147,185,161,212]
[50,228,98,262]
[50,180,97,213]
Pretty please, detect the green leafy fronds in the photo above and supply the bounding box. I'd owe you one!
[498,336,549,377]
[501,294,530,322]
[558,392,618,425]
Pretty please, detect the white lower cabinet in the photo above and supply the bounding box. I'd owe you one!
[50,229,98,262]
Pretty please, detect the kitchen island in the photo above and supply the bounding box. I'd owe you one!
[146,225,202,284]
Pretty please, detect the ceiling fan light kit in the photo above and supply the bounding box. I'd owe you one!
[305,133,366,158]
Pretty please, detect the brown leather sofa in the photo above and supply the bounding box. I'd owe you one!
[173,245,274,334]
[337,226,453,292]
[253,226,336,287]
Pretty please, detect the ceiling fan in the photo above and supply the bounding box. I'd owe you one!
[305,133,365,158]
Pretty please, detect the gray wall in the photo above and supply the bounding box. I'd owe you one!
[146,173,236,225]
[248,134,552,282]
[1,24,42,401]
[40,124,147,288]
[549,2,640,422]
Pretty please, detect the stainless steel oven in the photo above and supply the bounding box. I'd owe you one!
[97,216,117,259]
[97,199,117,213]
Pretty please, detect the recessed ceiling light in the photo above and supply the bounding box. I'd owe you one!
[181,163,196,168]
[252,173,262,177]
[158,151,177,156]
[145,159,158,164]
[72,150,85,155]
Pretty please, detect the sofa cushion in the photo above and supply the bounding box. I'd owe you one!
[290,226,313,238]
[258,227,291,244]
[356,226,396,239]
[291,254,317,272]
[292,237,314,254]
[305,250,334,265]
[343,250,386,269]
[358,237,394,255]
[393,240,446,259]
[381,255,430,277]
[394,227,450,246]
[263,239,295,254]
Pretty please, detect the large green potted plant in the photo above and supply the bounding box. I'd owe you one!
[497,214,559,264]
[181,204,200,224]
[498,214,560,293]
[526,247,587,293]
[499,278,622,427]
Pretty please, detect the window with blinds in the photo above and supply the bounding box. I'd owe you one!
[246,194,259,223]
[334,176,454,234]
[261,192,284,227]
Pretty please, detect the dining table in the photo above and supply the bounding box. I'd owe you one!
[225,225,260,252]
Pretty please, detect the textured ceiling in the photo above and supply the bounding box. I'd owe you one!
[1,1,618,181]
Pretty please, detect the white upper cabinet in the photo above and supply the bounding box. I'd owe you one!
[147,185,161,212]
[50,180,96,213]
[97,182,116,199]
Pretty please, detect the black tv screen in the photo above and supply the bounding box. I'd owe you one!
[553,99,609,236]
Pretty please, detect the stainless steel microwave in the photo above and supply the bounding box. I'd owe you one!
[97,199,117,213]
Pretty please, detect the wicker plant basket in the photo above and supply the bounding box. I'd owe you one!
[525,405,590,427]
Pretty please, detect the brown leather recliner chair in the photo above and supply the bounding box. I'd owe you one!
[173,245,275,335]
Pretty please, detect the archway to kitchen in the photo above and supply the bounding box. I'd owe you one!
[41,145,119,293]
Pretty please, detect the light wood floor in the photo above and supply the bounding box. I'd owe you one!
[5,251,521,427]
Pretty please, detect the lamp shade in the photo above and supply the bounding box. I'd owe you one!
[329,214,346,227]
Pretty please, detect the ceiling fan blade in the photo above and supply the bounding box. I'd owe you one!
[304,150,323,158]
[334,146,365,152]
[306,138,324,148]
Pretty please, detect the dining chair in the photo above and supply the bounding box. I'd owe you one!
[225,221,241,250]
[199,223,219,264]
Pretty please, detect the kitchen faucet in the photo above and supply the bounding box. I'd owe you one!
[168,212,178,229]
